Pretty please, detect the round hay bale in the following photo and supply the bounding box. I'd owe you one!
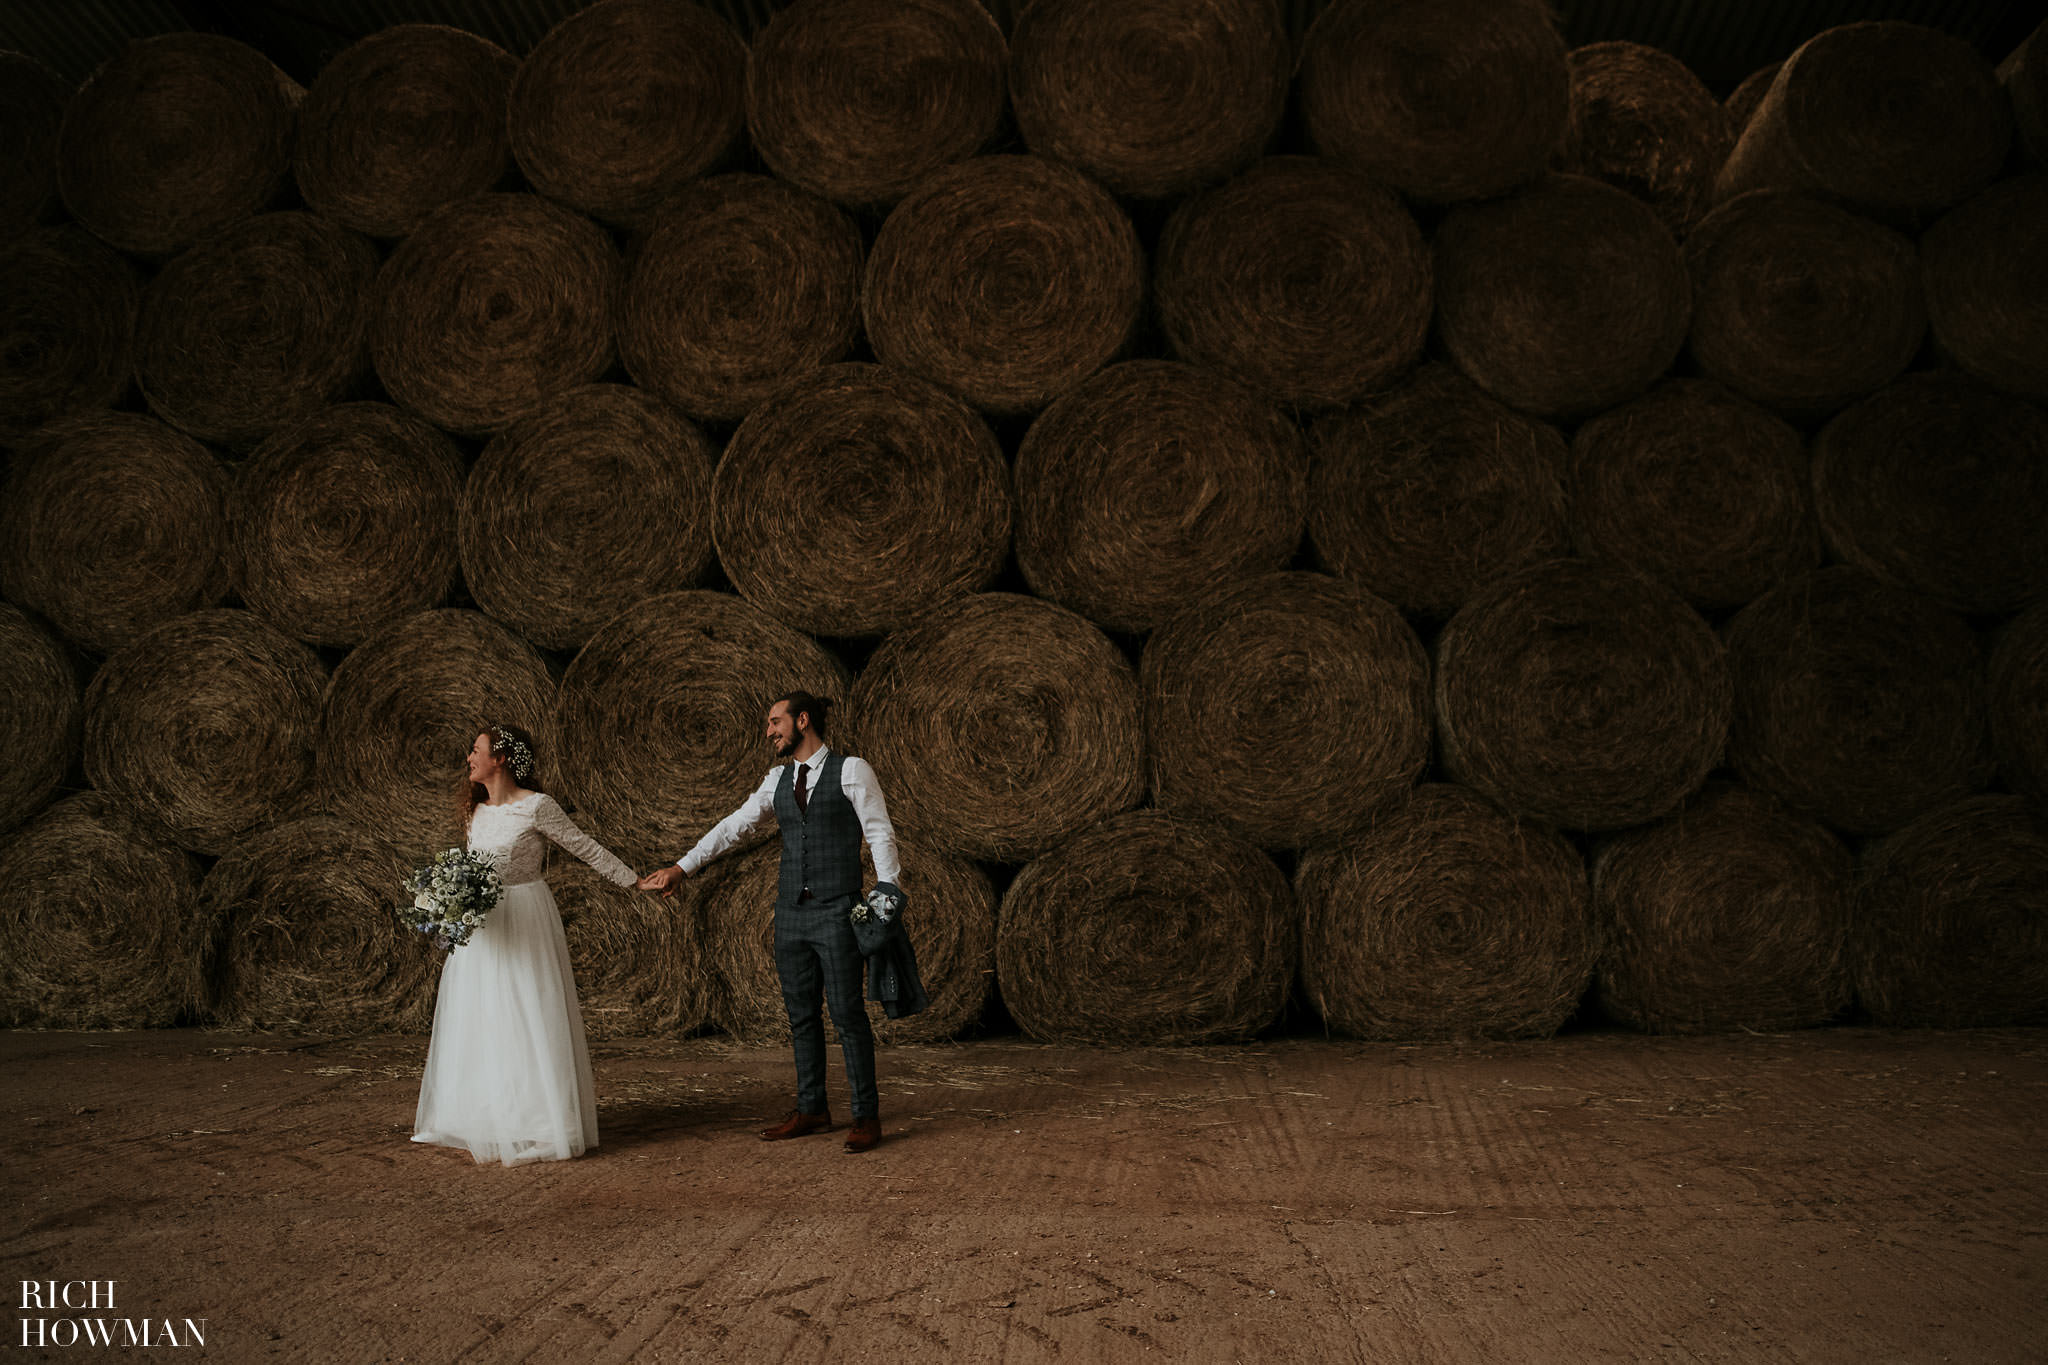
[1725,567,1991,837]
[553,591,849,868]
[704,834,996,1045]
[1811,374,2048,616]
[538,848,714,1039]
[1014,360,1304,633]
[997,809,1293,1045]
[1142,572,1430,850]
[2002,20,2048,170]
[0,414,231,655]
[370,192,619,438]
[317,608,557,862]
[293,25,518,239]
[1591,781,1853,1034]
[135,211,378,449]
[1299,0,1568,204]
[712,364,1008,637]
[83,609,324,855]
[462,384,717,651]
[618,173,862,423]
[1297,783,1593,1040]
[0,602,79,837]
[1990,603,2048,804]
[0,225,137,442]
[1435,558,1731,832]
[0,793,209,1028]
[1009,0,1288,200]
[57,34,301,258]
[1852,794,2048,1028]
[1306,362,1569,619]
[233,402,465,649]
[1921,174,2048,403]
[1683,189,1923,418]
[1713,22,2010,224]
[0,51,69,238]
[746,0,1006,210]
[1154,156,1431,411]
[1435,173,1689,420]
[1558,41,1734,238]
[508,0,747,228]
[846,593,1145,862]
[203,815,434,1032]
[1568,379,1819,611]
[1724,62,1780,134]
[863,154,1143,418]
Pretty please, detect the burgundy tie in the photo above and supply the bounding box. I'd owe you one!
[795,763,808,815]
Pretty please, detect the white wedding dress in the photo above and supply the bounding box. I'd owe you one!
[411,790,637,1166]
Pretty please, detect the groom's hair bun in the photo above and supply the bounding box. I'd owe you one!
[775,690,833,736]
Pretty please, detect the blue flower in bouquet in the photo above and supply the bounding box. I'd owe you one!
[399,848,505,949]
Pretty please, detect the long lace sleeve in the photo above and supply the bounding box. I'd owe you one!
[532,795,638,888]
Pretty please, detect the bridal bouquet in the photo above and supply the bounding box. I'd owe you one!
[399,849,504,950]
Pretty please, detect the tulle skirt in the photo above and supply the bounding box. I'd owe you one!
[411,879,598,1166]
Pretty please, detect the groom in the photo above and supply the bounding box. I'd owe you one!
[640,692,900,1153]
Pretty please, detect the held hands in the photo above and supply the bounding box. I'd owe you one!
[638,865,686,898]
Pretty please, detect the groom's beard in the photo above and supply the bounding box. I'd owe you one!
[773,735,796,758]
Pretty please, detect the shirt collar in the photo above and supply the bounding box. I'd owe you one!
[795,745,830,773]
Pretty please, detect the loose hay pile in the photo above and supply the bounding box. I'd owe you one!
[997,810,1293,1045]
[1568,379,1818,611]
[1142,572,1430,851]
[1592,782,1853,1033]
[1296,784,1594,1040]
[1306,363,1570,619]
[370,192,619,438]
[1014,360,1306,634]
[461,385,717,650]
[0,227,137,442]
[1434,174,1690,420]
[233,402,466,649]
[508,0,746,227]
[1008,0,1288,200]
[292,25,518,239]
[0,603,78,837]
[1558,41,1734,237]
[57,33,301,258]
[618,174,862,424]
[704,836,996,1045]
[83,609,325,855]
[846,593,1144,862]
[1434,559,1730,831]
[203,815,433,1033]
[746,0,1006,210]
[553,591,849,868]
[1725,568,1990,837]
[0,414,232,655]
[711,364,1010,638]
[1851,795,2048,1028]
[863,154,1143,418]
[0,794,210,1028]
[135,211,377,449]
[1154,157,1431,411]
[317,609,557,861]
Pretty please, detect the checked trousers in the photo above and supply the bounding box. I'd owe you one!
[774,893,877,1119]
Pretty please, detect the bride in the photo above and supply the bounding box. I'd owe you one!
[411,723,641,1166]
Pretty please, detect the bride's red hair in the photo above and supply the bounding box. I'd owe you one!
[455,723,543,832]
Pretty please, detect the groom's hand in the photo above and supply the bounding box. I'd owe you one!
[638,865,685,897]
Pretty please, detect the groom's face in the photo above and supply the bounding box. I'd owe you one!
[766,703,799,757]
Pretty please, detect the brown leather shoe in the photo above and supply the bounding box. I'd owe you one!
[843,1116,882,1153]
[759,1109,833,1141]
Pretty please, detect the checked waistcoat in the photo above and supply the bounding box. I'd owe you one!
[772,752,862,911]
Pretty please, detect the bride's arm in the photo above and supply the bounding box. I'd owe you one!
[532,796,638,888]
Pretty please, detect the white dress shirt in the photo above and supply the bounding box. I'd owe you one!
[676,745,902,885]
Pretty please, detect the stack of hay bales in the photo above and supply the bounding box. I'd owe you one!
[3,4,2044,1042]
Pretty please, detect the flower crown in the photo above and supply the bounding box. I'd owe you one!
[491,728,535,782]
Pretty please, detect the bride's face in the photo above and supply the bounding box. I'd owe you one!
[465,732,502,782]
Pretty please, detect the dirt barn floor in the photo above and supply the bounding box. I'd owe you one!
[2,1027,2044,1363]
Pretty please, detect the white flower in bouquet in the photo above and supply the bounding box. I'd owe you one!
[397,848,505,950]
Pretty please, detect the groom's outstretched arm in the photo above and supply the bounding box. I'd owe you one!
[639,769,780,894]
[840,757,902,887]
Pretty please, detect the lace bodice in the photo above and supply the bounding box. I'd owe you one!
[466,791,636,889]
